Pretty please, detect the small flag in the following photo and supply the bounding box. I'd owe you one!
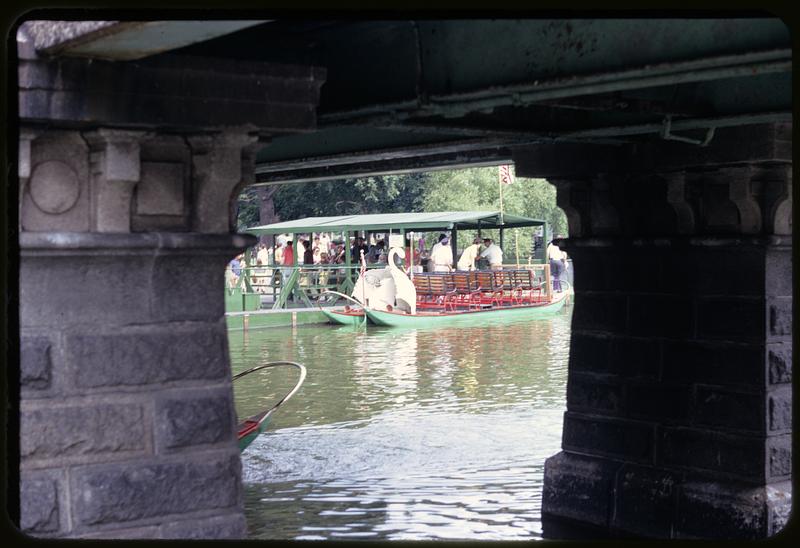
[359,249,367,277]
[498,165,514,185]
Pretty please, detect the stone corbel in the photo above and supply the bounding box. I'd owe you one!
[758,164,792,235]
[722,165,762,235]
[589,173,622,235]
[550,178,591,238]
[663,170,696,235]
[188,128,262,234]
[83,129,151,233]
[18,128,41,211]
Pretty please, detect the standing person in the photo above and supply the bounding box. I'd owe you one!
[350,236,369,263]
[430,236,454,272]
[479,238,504,270]
[547,237,567,292]
[256,243,270,267]
[274,240,285,266]
[457,238,482,271]
[427,233,447,271]
[302,239,314,265]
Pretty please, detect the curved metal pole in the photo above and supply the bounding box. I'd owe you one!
[233,361,307,416]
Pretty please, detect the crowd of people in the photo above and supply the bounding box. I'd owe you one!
[227,231,569,292]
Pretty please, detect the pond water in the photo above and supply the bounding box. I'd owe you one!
[227,308,572,540]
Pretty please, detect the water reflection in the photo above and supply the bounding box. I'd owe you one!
[227,308,572,540]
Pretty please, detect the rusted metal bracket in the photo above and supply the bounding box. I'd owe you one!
[660,115,716,146]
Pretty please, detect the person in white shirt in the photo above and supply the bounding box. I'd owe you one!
[430,236,454,272]
[457,238,482,271]
[427,234,447,272]
[547,238,567,292]
[479,238,504,270]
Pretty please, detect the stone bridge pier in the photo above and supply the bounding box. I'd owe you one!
[16,39,325,538]
[513,123,792,539]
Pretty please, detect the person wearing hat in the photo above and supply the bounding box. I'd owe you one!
[479,238,504,270]
[457,238,482,271]
[430,235,454,272]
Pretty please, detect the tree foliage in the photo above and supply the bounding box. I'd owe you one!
[237,166,568,259]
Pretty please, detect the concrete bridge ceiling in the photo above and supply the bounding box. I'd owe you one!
[25,17,791,183]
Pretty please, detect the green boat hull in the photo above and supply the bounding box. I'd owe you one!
[238,416,271,452]
[320,307,366,326]
[364,293,568,328]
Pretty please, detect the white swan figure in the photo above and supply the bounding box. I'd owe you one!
[387,247,417,315]
[352,264,396,311]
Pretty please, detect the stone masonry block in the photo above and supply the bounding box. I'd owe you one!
[675,481,767,539]
[768,344,792,384]
[768,298,792,339]
[76,525,161,539]
[161,513,248,539]
[765,247,792,298]
[571,292,627,333]
[668,246,765,297]
[562,412,654,463]
[628,295,693,339]
[67,322,229,389]
[663,341,764,388]
[567,373,625,416]
[693,386,764,433]
[21,402,146,462]
[766,434,791,479]
[610,336,661,378]
[660,427,764,481]
[569,332,612,373]
[71,452,242,527]
[613,464,680,538]
[542,451,622,528]
[20,255,154,328]
[20,470,63,534]
[21,336,52,391]
[766,481,791,536]
[150,255,228,321]
[627,381,689,423]
[155,386,236,451]
[135,161,185,216]
[697,297,765,343]
[767,386,792,432]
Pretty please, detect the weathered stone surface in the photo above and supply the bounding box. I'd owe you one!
[571,292,627,333]
[135,161,185,216]
[76,525,161,539]
[21,402,146,461]
[675,481,767,539]
[542,451,621,527]
[768,298,792,339]
[662,341,764,387]
[613,464,679,538]
[628,295,693,339]
[155,387,236,451]
[766,481,792,536]
[563,412,654,463]
[627,381,688,423]
[150,256,228,321]
[660,427,764,480]
[20,472,61,534]
[767,386,792,432]
[768,344,792,384]
[696,297,765,342]
[610,336,660,378]
[693,386,764,433]
[765,248,792,297]
[71,453,242,526]
[21,336,52,391]
[161,513,248,539]
[566,373,624,416]
[569,332,612,373]
[767,434,791,479]
[67,322,229,389]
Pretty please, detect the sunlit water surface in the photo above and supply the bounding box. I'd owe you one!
[228,309,571,540]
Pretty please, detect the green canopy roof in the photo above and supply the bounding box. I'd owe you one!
[245,211,546,235]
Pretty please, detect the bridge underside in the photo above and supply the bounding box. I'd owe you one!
[14,16,791,539]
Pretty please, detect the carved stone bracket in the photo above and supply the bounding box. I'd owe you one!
[83,129,152,233]
[663,170,696,234]
[589,173,622,235]
[188,128,262,234]
[550,178,591,238]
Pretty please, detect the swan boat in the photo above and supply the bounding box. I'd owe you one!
[326,247,567,328]
[234,361,306,451]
